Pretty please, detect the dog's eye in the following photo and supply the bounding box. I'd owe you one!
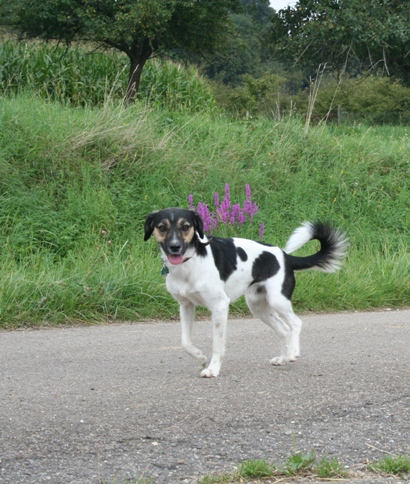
[158,225,167,233]
[181,224,190,232]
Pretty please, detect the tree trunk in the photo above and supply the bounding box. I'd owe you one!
[125,39,155,105]
[125,57,146,105]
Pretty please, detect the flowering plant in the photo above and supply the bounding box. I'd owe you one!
[188,184,264,239]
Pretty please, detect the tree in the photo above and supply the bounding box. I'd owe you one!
[269,0,410,85]
[0,0,241,103]
[181,0,275,86]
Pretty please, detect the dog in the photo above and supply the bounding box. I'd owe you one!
[144,208,348,378]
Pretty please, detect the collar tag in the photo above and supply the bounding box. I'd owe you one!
[161,265,169,277]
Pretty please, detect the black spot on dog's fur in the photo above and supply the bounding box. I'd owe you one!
[250,251,279,285]
[209,238,238,281]
[282,252,296,300]
[236,247,248,262]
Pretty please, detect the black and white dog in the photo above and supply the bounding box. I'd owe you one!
[144,208,348,378]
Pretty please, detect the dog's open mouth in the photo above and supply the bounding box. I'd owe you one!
[168,254,184,265]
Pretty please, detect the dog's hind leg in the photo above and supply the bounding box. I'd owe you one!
[180,303,207,368]
[266,293,302,364]
[246,288,299,366]
[273,305,302,363]
[257,312,291,365]
[201,298,229,378]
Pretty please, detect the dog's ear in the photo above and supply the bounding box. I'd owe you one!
[144,211,158,241]
[193,211,204,239]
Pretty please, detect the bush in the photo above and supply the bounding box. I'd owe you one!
[216,73,289,118]
[294,76,410,125]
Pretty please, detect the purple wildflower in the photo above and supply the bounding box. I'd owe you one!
[186,183,260,236]
[188,194,195,210]
[244,199,258,221]
[197,202,213,233]
[238,210,246,226]
[259,223,265,240]
[214,192,220,208]
[244,199,252,217]
[231,204,241,225]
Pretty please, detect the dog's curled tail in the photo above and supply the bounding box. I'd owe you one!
[284,221,349,273]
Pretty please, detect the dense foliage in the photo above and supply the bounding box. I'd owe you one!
[1,0,409,115]
[0,0,240,101]
[0,41,216,111]
[2,40,410,124]
[270,0,410,85]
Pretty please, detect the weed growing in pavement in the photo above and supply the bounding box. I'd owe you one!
[100,477,154,484]
[316,456,348,478]
[237,459,276,478]
[200,473,232,484]
[368,454,410,478]
[110,454,410,484]
[200,452,348,482]
[281,451,316,475]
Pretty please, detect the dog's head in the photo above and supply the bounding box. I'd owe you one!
[144,208,204,265]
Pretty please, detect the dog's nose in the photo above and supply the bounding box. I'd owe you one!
[169,244,182,254]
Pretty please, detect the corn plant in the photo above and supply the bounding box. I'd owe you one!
[0,41,216,112]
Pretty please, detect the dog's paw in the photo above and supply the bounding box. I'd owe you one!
[201,368,219,378]
[270,356,288,366]
[287,350,299,362]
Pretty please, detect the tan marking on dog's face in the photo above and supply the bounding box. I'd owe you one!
[153,219,171,243]
[152,217,195,244]
[176,218,195,243]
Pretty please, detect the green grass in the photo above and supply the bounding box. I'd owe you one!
[238,459,276,478]
[316,456,348,478]
[200,453,410,483]
[200,454,347,482]
[369,454,410,478]
[281,451,316,475]
[101,479,154,484]
[0,92,409,327]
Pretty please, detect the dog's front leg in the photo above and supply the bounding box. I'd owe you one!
[201,300,229,378]
[180,302,207,368]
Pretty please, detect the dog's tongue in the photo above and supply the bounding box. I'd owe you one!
[168,254,184,265]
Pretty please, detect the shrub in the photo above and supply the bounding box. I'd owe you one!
[294,76,410,125]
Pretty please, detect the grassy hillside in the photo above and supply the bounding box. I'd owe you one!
[0,93,409,327]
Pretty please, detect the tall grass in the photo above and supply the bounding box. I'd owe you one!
[0,93,409,326]
[0,40,215,111]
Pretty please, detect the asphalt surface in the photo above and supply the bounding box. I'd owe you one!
[0,309,409,484]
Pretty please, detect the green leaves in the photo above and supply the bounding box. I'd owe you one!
[282,451,316,475]
[270,0,410,85]
[1,0,242,100]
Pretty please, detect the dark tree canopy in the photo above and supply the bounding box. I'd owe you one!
[0,0,241,102]
[270,0,410,85]
[182,0,275,86]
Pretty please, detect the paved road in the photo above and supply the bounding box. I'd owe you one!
[0,310,409,484]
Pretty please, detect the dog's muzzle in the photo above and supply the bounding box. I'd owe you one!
[168,248,184,265]
[166,239,185,265]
